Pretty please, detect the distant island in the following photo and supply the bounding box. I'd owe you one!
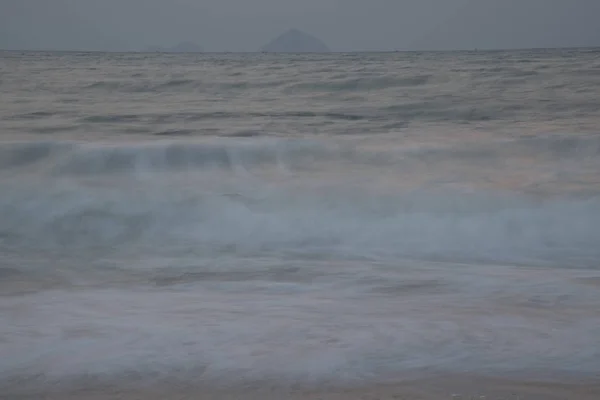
[143,42,203,53]
[260,29,330,53]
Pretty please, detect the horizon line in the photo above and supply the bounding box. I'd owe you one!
[1,45,599,55]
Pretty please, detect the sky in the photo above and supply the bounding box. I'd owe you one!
[1,0,599,52]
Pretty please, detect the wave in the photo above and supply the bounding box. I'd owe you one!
[0,141,74,170]
[83,78,291,93]
[32,140,342,175]
[384,102,499,122]
[287,75,432,92]
[77,110,368,126]
[4,111,57,120]
[1,139,600,268]
[85,78,203,93]
[1,135,599,175]
[2,181,599,268]
[82,114,143,123]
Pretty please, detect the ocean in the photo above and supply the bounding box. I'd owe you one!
[1,49,600,394]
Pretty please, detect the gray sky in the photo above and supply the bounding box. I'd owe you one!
[1,0,599,51]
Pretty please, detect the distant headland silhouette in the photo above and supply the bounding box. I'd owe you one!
[260,29,330,53]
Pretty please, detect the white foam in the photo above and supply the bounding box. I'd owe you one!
[2,138,600,386]
[1,263,599,385]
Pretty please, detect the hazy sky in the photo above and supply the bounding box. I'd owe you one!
[1,0,599,51]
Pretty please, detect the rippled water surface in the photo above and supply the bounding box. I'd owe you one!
[1,49,600,389]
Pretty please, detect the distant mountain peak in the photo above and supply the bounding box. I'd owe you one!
[261,29,330,53]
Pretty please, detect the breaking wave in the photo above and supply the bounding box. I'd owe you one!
[1,138,599,268]
[1,135,599,175]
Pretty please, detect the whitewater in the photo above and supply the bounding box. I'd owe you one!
[1,49,600,396]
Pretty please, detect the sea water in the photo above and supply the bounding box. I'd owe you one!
[1,49,600,389]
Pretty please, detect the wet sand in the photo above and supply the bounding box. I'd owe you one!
[4,376,600,400]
